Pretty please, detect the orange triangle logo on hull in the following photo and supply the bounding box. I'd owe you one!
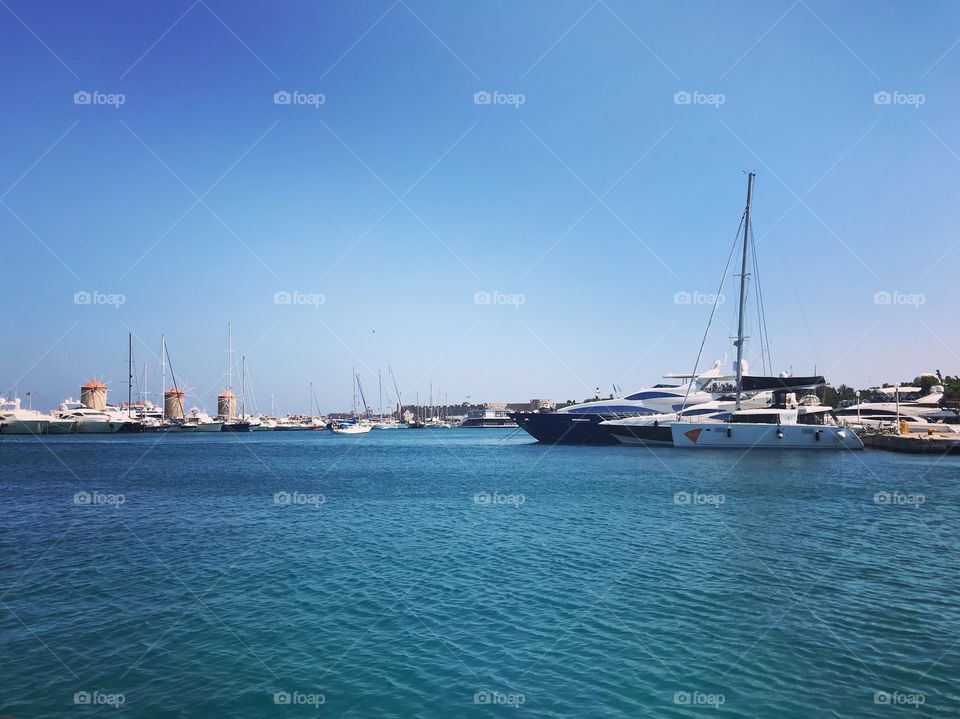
[684,428,703,443]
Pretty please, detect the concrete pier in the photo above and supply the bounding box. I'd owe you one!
[862,432,960,454]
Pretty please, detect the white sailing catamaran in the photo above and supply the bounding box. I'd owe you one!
[670,172,863,450]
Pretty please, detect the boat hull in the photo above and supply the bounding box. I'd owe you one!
[75,421,124,434]
[46,420,75,434]
[114,421,144,433]
[670,422,864,450]
[221,422,251,432]
[0,420,49,435]
[510,412,625,444]
[603,421,675,446]
[331,425,371,435]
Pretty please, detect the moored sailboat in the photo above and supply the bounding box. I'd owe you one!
[669,172,863,450]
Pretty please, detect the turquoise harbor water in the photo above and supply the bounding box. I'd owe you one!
[1,429,958,717]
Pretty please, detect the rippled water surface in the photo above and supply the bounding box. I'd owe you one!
[1,429,959,717]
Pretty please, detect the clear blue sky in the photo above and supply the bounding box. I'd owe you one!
[2,0,958,413]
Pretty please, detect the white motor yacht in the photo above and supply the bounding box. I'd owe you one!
[0,397,52,434]
[669,172,862,451]
[835,384,960,433]
[53,400,125,434]
[459,408,517,428]
[101,405,144,432]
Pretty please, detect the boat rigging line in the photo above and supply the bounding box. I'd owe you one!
[678,197,746,416]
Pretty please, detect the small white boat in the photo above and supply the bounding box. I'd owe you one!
[0,397,51,434]
[181,408,223,432]
[330,420,372,435]
[252,417,277,430]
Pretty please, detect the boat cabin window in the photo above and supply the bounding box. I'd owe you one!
[730,413,787,424]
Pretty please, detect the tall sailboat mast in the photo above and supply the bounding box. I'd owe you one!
[127,333,133,419]
[240,355,246,419]
[227,322,234,393]
[352,367,357,417]
[160,334,166,423]
[390,367,402,420]
[734,171,755,412]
